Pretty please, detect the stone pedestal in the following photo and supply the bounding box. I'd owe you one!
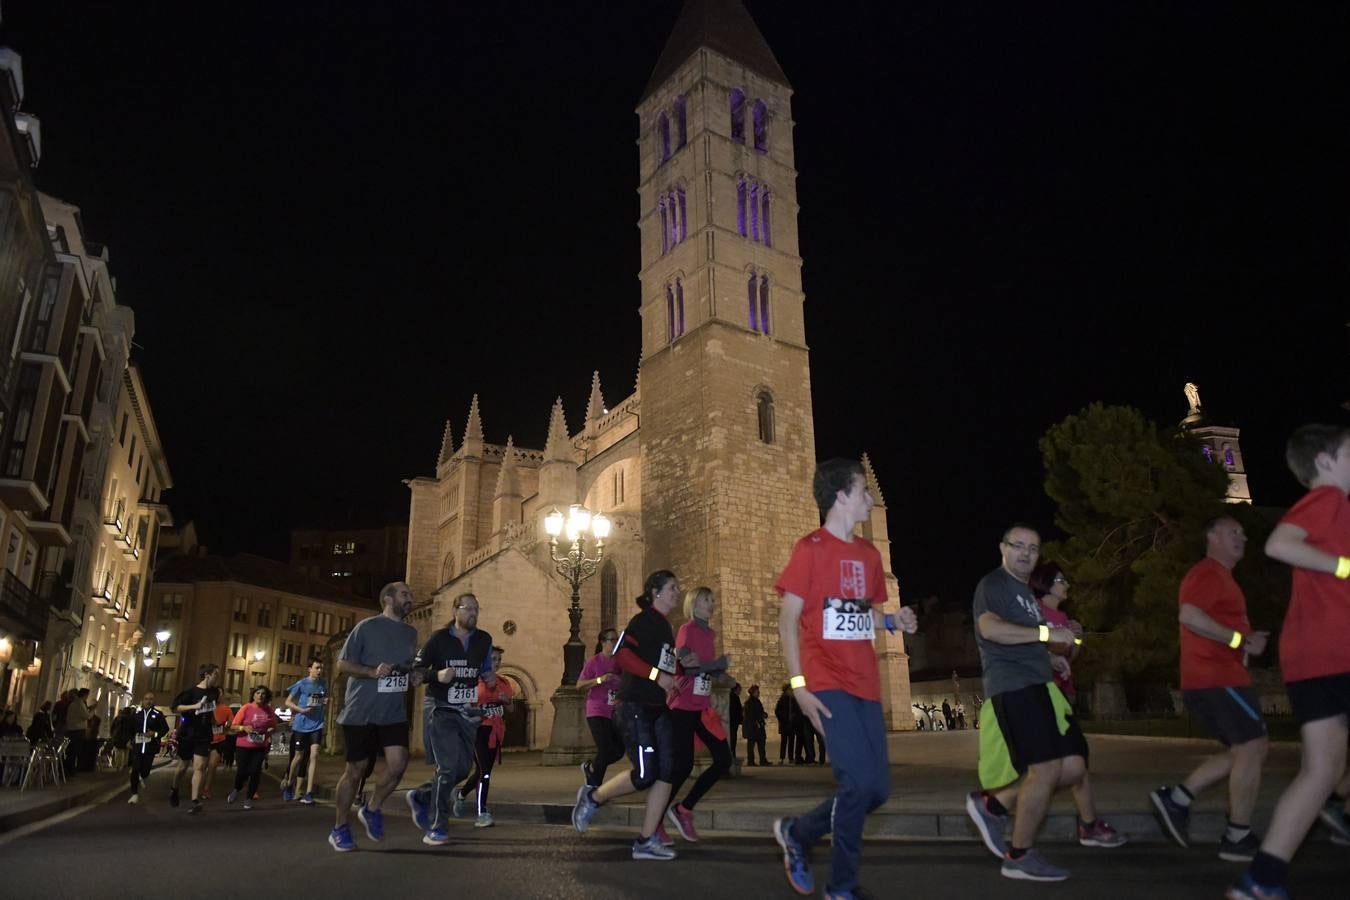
[541,685,590,766]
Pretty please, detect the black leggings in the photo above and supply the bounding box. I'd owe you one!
[233,746,267,796]
[129,745,155,792]
[459,726,498,814]
[586,716,625,786]
[668,708,731,811]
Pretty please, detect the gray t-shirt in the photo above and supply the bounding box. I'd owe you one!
[336,614,419,726]
[972,566,1052,697]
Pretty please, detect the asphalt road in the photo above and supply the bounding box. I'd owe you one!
[0,790,1343,899]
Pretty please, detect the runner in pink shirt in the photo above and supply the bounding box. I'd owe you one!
[578,629,624,787]
[228,686,279,810]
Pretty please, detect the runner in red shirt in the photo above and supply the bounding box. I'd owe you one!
[772,458,916,899]
[456,647,513,828]
[1232,425,1350,900]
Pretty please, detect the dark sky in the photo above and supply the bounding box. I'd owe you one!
[4,1,1347,603]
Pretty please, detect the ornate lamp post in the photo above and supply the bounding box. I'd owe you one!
[141,628,172,670]
[250,649,266,684]
[544,504,610,686]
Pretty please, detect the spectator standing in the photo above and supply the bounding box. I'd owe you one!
[743,685,768,766]
[774,684,795,765]
[64,688,90,774]
[728,683,743,764]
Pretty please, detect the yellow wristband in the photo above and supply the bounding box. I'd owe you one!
[789,675,806,690]
[1037,624,1050,643]
[1228,631,1243,650]
[648,667,660,681]
[1336,556,1350,580]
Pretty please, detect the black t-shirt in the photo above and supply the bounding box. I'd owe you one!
[416,627,494,707]
[617,606,676,706]
[172,686,219,741]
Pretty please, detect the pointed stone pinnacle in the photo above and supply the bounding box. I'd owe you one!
[464,394,484,442]
[543,397,572,462]
[586,371,606,422]
[861,452,885,506]
[437,419,455,466]
[494,436,520,498]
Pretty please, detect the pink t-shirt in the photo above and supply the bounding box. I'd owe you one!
[231,703,277,749]
[579,652,619,719]
[669,619,717,712]
[1039,602,1076,699]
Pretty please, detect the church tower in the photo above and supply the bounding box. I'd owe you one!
[637,1,821,697]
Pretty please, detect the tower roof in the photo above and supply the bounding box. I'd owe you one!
[640,0,789,102]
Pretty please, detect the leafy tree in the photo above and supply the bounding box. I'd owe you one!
[1039,404,1231,697]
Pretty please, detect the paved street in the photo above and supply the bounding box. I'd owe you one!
[1,787,1343,899]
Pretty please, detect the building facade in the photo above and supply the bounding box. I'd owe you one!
[404,0,914,749]
[1179,382,1251,504]
[289,525,408,602]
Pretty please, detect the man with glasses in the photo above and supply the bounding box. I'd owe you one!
[965,524,1079,881]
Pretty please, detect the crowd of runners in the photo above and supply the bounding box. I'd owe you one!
[118,428,1349,900]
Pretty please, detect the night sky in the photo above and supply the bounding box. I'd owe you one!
[4,2,1347,605]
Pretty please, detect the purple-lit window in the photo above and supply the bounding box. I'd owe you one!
[749,183,759,241]
[676,279,685,336]
[659,200,669,255]
[668,192,679,248]
[675,95,687,148]
[737,179,747,236]
[1201,446,1213,462]
[666,284,675,342]
[761,189,771,247]
[753,100,767,152]
[759,276,770,334]
[677,186,687,242]
[730,89,746,144]
[748,274,758,332]
[1224,448,1235,467]
[658,112,671,162]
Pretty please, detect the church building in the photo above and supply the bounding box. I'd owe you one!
[404,0,914,750]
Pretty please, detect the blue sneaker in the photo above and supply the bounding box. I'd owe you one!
[300,792,315,805]
[405,789,429,832]
[282,782,295,803]
[357,805,384,842]
[1226,872,1289,900]
[422,829,450,847]
[773,817,813,895]
[572,784,599,833]
[328,824,356,853]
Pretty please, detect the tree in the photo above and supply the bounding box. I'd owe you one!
[1039,404,1231,703]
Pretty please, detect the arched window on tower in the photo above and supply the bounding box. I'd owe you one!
[675,278,685,337]
[657,111,671,162]
[1201,446,1214,463]
[666,284,676,343]
[748,273,758,332]
[761,189,771,247]
[659,198,669,255]
[759,275,770,334]
[737,178,747,236]
[753,99,768,152]
[749,182,759,241]
[668,191,679,249]
[677,186,687,242]
[1223,445,1235,467]
[757,390,775,444]
[730,88,746,144]
[600,559,618,633]
[674,95,687,148]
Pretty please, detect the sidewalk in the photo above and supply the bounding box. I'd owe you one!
[268,730,1310,844]
[0,761,162,835]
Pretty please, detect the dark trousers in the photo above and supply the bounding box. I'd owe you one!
[129,744,156,793]
[745,732,768,765]
[459,726,497,815]
[728,723,740,762]
[414,703,478,832]
[233,746,268,796]
[586,716,625,786]
[778,722,795,762]
[798,721,817,763]
[668,708,732,811]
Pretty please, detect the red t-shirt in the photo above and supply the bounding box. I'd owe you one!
[775,528,889,701]
[1039,602,1076,698]
[1178,557,1252,689]
[1278,486,1350,684]
[478,679,513,747]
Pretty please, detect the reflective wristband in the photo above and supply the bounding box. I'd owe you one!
[1037,624,1050,643]
[648,667,660,682]
[789,675,806,690]
[1336,556,1350,580]
[1228,631,1243,650]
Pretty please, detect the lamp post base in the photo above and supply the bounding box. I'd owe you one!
[541,685,592,766]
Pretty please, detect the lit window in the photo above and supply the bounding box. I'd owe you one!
[657,111,670,162]
[737,179,747,236]
[761,189,771,247]
[753,99,767,152]
[759,276,770,334]
[677,186,687,242]
[748,273,758,332]
[730,88,746,143]
[659,199,668,254]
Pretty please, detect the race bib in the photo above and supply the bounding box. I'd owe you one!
[448,684,477,704]
[657,643,677,674]
[822,602,876,641]
[212,725,224,736]
[483,704,504,719]
[693,673,713,696]
[377,674,409,694]
[606,689,618,705]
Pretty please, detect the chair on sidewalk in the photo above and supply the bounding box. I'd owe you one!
[21,739,68,790]
[0,737,31,787]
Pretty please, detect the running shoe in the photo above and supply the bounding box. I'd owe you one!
[201,790,211,800]
[773,817,814,896]
[1319,799,1350,844]
[329,824,356,853]
[242,799,254,811]
[281,781,295,802]
[1225,872,1289,900]
[631,834,677,860]
[475,811,494,828]
[1078,818,1127,848]
[127,793,139,805]
[965,790,1007,859]
[572,784,599,833]
[453,792,467,818]
[169,788,179,808]
[1218,832,1261,862]
[226,789,239,805]
[1149,786,1190,848]
[300,793,315,805]
[357,804,384,841]
[189,800,203,815]
[667,802,699,841]
[1001,850,1069,882]
[654,821,675,847]
[406,789,430,831]
[422,829,450,847]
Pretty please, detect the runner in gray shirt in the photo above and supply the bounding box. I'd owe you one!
[328,582,422,853]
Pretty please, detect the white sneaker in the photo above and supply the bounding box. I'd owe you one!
[475,811,494,828]
[127,793,140,804]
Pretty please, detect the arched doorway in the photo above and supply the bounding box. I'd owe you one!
[501,672,529,748]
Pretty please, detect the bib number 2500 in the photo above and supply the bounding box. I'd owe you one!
[823,610,875,641]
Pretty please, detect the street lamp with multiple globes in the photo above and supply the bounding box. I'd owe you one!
[544,503,611,686]
[141,628,172,669]
[250,649,266,684]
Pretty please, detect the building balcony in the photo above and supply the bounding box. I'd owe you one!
[22,517,72,549]
[139,499,173,527]
[41,571,83,625]
[102,498,126,534]
[115,531,134,555]
[91,581,114,607]
[0,477,50,513]
[0,570,47,642]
